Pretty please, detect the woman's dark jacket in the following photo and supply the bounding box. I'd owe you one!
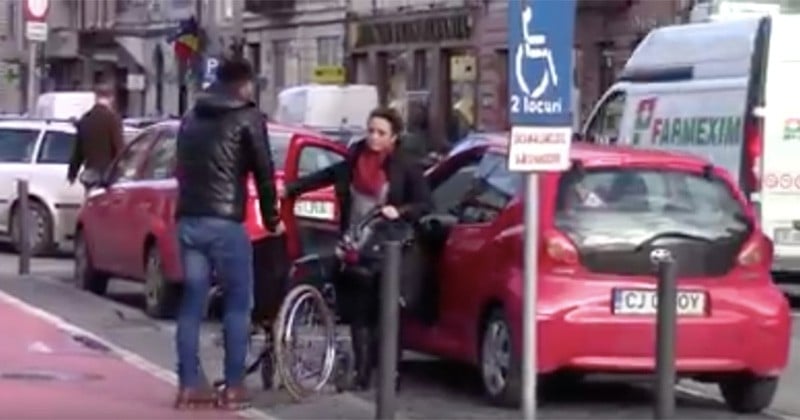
[284,140,433,232]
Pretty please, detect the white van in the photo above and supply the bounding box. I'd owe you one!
[581,15,800,284]
[33,92,96,120]
[274,84,378,129]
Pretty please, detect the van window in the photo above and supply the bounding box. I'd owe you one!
[585,92,626,144]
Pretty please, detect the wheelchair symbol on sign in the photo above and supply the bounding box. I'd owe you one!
[515,5,558,100]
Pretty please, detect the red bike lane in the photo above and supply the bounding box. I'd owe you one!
[0,297,244,420]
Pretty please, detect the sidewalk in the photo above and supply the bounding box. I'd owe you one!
[0,296,242,420]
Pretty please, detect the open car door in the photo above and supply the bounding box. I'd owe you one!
[282,135,348,259]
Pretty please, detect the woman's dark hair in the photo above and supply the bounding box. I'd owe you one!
[368,107,404,135]
[217,57,254,85]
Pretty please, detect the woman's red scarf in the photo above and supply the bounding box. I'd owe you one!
[352,147,391,197]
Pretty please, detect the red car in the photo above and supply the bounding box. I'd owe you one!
[73,120,347,318]
[401,136,790,413]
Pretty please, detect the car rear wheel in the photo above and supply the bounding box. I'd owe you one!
[144,245,181,319]
[480,308,522,407]
[719,375,778,414]
[11,200,53,256]
[73,230,109,295]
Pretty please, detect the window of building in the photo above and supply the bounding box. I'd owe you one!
[316,36,342,66]
[273,40,289,92]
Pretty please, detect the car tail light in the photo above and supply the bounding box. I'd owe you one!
[744,118,763,195]
[543,229,579,267]
[737,233,772,270]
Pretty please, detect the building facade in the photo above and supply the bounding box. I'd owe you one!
[344,0,692,146]
[243,0,348,114]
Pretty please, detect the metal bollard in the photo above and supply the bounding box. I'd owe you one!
[16,179,31,275]
[652,249,677,419]
[376,240,402,420]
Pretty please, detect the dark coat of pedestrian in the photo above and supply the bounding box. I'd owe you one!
[67,83,125,187]
[172,57,282,410]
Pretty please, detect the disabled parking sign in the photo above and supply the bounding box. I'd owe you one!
[507,0,576,172]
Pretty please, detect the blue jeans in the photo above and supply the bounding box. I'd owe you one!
[176,216,253,388]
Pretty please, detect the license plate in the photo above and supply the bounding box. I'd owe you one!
[774,227,800,245]
[612,289,707,316]
[294,200,335,221]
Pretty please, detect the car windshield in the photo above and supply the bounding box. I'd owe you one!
[555,168,750,248]
[270,131,292,170]
[0,128,38,163]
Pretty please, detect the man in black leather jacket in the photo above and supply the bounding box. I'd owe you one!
[173,57,281,410]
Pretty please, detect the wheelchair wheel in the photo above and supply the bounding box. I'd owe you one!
[274,284,337,401]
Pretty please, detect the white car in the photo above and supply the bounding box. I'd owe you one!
[0,118,139,255]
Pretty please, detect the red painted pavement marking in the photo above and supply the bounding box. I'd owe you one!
[0,298,243,419]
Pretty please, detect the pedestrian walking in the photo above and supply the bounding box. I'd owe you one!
[67,81,125,192]
[284,107,433,390]
[173,57,283,410]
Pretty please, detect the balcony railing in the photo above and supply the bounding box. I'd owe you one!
[578,0,635,13]
[245,0,295,16]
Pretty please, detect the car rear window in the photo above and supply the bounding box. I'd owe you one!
[0,128,39,163]
[555,168,750,246]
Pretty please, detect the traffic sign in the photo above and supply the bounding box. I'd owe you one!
[507,0,576,128]
[25,21,47,42]
[24,0,49,22]
[311,66,345,84]
[507,0,576,173]
[507,2,577,420]
[202,56,220,88]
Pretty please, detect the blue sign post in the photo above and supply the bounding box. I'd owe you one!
[507,1,576,419]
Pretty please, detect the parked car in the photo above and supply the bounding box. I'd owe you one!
[0,118,106,255]
[392,135,786,413]
[74,120,346,318]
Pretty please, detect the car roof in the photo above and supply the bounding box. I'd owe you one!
[0,119,76,132]
[470,133,716,168]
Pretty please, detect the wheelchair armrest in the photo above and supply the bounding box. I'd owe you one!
[289,252,338,285]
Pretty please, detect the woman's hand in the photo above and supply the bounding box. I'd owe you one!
[380,205,400,220]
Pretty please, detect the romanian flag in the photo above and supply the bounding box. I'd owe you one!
[169,17,200,62]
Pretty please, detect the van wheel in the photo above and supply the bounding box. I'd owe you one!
[479,308,522,407]
[73,230,109,295]
[144,245,181,319]
[11,200,53,257]
[719,375,778,413]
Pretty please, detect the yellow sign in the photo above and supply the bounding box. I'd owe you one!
[311,66,345,84]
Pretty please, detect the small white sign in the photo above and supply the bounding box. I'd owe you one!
[126,74,146,91]
[507,125,572,172]
[25,21,47,42]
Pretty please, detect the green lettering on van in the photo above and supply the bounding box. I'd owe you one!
[724,117,742,145]
[656,116,741,146]
[695,117,709,145]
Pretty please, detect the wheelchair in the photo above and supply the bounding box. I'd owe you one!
[272,206,415,400]
[212,207,414,401]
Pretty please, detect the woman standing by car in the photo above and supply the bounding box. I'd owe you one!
[284,107,433,390]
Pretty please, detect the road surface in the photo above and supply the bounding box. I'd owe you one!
[0,250,798,419]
